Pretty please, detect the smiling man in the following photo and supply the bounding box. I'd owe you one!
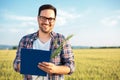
[13,4,75,80]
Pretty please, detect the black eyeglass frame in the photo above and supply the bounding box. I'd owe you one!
[39,16,55,22]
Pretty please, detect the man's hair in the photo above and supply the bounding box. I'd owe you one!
[38,4,57,17]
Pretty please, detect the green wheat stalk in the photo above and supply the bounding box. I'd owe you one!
[51,34,74,58]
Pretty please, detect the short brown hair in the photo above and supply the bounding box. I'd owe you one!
[38,4,57,18]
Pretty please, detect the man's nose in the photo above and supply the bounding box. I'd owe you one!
[44,19,50,23]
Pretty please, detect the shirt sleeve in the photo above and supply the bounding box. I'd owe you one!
[13,38,24,72]
[62,41,75,75]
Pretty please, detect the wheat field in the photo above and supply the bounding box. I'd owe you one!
[0,49,120,80]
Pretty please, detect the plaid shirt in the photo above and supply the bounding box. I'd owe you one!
[13,31,75,80]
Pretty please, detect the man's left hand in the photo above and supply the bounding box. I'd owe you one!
[38,62,57,74]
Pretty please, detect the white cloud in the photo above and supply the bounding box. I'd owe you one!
[56,9,82,26]
[58,9,81,19]
[3,14,37,28]
[100,15,120,27]
[20,21,37,27]
[9,28,18,33]
[0,14,38,42]
[101,10,120,26]
[5,14,36,21]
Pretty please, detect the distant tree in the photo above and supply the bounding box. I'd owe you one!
[12,46,17,49]
[90,47,94,49]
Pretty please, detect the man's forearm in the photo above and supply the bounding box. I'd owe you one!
[55,65,70,74]
[13,59,21,72]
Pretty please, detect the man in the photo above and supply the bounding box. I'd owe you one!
[13,4,75,80]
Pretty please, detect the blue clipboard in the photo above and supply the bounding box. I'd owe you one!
[20,48,51,76]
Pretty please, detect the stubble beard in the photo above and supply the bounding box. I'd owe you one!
[39,25,51,34]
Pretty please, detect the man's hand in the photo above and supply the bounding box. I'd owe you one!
[38,62,57,74]
[38,62,70,74]
[17,63,20,72]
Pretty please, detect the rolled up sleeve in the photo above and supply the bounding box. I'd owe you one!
[13,48,21,72]
[13,38,23,72]
[62,41,75,75]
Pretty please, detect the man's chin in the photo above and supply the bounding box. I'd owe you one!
[40,28,51,33]
[42,30,50,33]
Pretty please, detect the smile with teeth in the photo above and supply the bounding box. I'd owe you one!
[43,25,48,28]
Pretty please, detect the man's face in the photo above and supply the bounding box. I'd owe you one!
[38,9,56,33]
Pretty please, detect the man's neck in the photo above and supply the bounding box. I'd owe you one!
[38,30,51,43]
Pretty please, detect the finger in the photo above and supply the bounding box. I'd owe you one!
[38,63,51,70]
[38,65,47,71]
[37,64,51,73]
[42,62,55,67]
[41,62,50,66]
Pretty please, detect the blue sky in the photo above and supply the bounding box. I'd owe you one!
[0,0,120,46]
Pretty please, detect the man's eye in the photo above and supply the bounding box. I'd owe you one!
[48,18,53,20]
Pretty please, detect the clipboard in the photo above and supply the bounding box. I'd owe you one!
[20,48,51,76]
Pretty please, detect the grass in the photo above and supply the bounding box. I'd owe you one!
[0,50,23,80]
[65,49,120,80]
[0,49,120,80]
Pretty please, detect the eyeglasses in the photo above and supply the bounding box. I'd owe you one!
[39,16,55,23]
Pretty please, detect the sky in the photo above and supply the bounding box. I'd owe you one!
[0,0,120,47]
